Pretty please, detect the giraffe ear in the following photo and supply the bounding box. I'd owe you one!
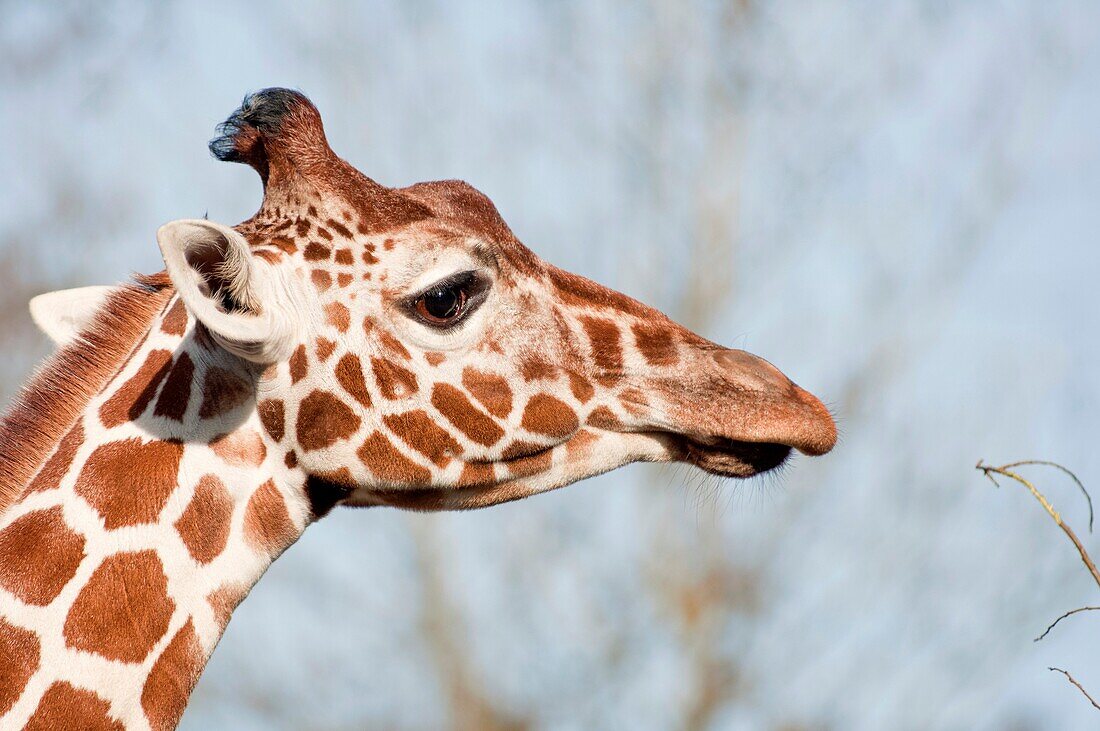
[158,218,298,363]
[29,285,117,346]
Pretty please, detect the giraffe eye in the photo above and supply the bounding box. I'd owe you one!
[416,283,467,323]
[407,270,488,329]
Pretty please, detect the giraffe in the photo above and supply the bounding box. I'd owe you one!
[0,88,836,730]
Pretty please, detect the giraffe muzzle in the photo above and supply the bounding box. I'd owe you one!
[711,348,836,451]
[656,348,837,477]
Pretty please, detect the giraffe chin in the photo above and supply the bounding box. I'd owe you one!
[678,437,793,478]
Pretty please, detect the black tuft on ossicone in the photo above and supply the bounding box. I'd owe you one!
[209,87,311,163]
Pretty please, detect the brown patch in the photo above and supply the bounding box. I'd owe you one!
[431,383,504,446]
[296,390,361,451]
[284,450,298,468]
[64,550,174,662]
[566,428,599,457]
[619,387,649,417]
[334,247,354,264]
[461,368,513,418]
[210,429,267,468]
[99,349,173,428]
[295,219,311,237]
[371,357,418,400]
[567,371,595,404]
[255,248,281,264]
[142,620,202,731]
[548,266,653,318]
[325,302,350,332]
[362,249,379,265]
[153,352,195,421]
[327,219,353,239]
[0,270,171,510]
[289,344,308,383]
[317,227,333,241]
[456,461,496,487]
[632,322,679,366]
[26,420,84,494]
[335,354,372,407]
[0,618,39,716]
[174,475,233,565]
[520,358,556,382]
[383,238,395,251]
[0,507,85,606]
[378,330,411,360]
[207,584,247,631]
[271,236,297,255]
[244,480,297,555]
[425,351,445,366]
[337,272,353,288]
[383,410,462,466]
[521,394,579,438]
[160,298,188,336]
[24,682,122,731]
[75,438,184,529]
[311,269,332,292]
[579,316,623,379]
[198,366,252,420]
[357,432,432,485]
[257,399,285,442]
[587,406,624,430]
[304,242,331,261]
[315,337,336,361]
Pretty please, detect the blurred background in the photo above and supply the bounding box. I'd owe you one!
[3,1,1100,729]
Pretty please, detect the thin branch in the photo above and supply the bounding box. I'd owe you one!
[976,460,1100,590]
[1035,606,1100,642]
[998,460,1093,532]
[1049,667,1100,712]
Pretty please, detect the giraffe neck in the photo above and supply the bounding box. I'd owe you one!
[0,292,312,731]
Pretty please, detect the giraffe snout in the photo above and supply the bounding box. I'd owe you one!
[710,348,837,457]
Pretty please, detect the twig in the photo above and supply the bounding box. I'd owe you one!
[975,460,1100,590]
[998,460,1093,532]
[1049,667,1100,711]
[1035,606,1100,642]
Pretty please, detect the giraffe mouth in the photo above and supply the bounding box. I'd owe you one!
[677,436,793,478]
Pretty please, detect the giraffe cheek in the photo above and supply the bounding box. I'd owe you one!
[295,390,361,451]
[370,357,418,401]
[520,395,580,440]
[383,411,462,467]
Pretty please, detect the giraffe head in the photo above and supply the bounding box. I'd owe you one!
[156,89,835,511]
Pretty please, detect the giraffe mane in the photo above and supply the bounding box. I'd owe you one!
[0,271,175,515]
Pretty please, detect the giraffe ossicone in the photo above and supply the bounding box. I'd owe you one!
[0,88,835,729]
